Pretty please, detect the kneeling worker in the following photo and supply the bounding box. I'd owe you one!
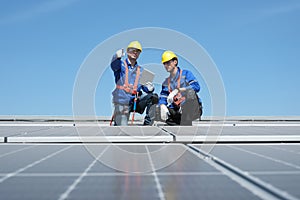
[111,41,158,126]
[158,50,202,126]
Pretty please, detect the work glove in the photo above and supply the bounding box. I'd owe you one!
[160,104,169,121]
[167,89,179,105]
[115,48,124,59]
[111,49,125,62]
[143,82,154,93]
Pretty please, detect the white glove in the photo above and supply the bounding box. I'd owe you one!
[115,48,124,58]
[144,82,154,92]
[167,89,179,105]
[160,104,169,121]
[111,49,125,62]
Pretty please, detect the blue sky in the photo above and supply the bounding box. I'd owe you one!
[0,0,299,117]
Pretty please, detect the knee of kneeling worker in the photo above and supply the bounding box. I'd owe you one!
[151,93,159,104]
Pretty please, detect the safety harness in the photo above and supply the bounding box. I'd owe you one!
[116,61,140,95]
[168,69,186,107]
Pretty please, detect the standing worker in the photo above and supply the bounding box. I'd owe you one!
[158,50,202,126]
[111,41,158,126]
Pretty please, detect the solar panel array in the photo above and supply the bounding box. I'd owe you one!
[0,118,299,200]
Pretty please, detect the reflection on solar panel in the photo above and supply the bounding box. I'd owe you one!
[0,117,300,200]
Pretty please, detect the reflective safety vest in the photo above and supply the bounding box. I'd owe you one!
[116,61,141,95]
[168,69,186,107]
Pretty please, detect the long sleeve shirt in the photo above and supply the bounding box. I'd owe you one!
[159,67,201,108]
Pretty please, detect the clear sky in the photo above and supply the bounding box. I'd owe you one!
[0,0,299,117]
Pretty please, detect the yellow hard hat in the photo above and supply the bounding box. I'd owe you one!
[161,50,177,63]
[127,41,142,52]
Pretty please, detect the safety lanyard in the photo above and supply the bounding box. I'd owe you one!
[168,69,182,92]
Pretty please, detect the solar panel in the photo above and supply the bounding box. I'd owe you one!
[191,144,300,200]
[0,118,299,199]
[163,125,300,142]
[1,126,173,143]
[0,144,263,200]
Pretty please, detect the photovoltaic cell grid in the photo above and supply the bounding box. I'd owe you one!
[0,144,263,200]
[0,120,299,200]
[192,144,300,199]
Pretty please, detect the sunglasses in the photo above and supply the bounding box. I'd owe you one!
[163,60,173,65]
[127,48,141,53]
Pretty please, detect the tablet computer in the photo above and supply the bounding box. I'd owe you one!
[139,68,155,85]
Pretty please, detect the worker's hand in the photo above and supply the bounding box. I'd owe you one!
[167,89,179,105]
[115,48,124,59]
[144,82,154,93]
[160,104,169,121]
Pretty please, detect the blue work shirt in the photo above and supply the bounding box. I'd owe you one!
[111,58,151,105]
[159,67,201,108]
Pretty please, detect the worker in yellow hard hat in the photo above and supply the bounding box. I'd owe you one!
[157,50,203,125]
[110,41,158,126]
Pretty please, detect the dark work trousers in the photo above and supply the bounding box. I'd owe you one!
[166,98,201,126]
[131,93,158,125]
[113,93,158,126]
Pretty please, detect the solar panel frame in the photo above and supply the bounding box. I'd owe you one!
[3,126,173,143]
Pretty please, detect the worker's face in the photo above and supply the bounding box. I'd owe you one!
[163,59,177,73]
[127,48,141,60]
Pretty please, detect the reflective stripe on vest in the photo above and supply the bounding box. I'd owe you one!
[116,61,141,95]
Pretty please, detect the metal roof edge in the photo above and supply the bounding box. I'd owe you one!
[0,115,300,122]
